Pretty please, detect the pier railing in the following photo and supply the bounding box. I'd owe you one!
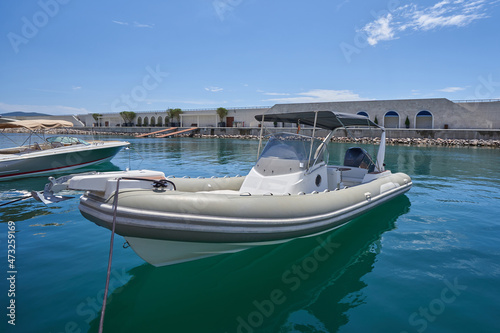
[453,99,500,103]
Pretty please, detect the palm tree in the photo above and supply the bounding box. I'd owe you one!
[119,111,136,127]
[92,113,102,127]
[167,108,183,126]
[216,107,228,127]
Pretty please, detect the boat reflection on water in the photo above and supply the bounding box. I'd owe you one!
[89,195,411,333]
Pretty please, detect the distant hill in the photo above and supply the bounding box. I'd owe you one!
[0,111,51,117]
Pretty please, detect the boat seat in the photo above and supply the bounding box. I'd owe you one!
[0,148,22,154]
[39,143,53,150]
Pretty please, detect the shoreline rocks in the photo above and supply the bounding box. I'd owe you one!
[3,128,499,148]
[187,133,500,147]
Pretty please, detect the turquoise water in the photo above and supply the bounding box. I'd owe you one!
[1,135,499,333]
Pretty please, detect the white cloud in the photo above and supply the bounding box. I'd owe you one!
[112,20,129,25]
[263,92,291,96]
[112,20,154,28]
[72,86,82,90]
[363,14,396,46]
[437,86,466,92]
[133,21,154,28]
[361,0,490,46]
[263,89,364,103]
[0,102,89,115]
[205,86,223,92]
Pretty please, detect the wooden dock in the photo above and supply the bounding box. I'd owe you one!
[157,127,198,138]
[135,127,178,138]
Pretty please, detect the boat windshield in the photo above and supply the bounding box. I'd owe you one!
[46,136,90,146]
[255,133,327,175]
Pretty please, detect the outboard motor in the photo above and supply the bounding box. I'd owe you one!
[344,147,375,172]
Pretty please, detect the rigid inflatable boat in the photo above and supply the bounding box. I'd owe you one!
[36,110,412,266]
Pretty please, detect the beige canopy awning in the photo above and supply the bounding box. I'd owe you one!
[0,119,74,130]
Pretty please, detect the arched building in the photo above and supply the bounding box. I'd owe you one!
[265,98,500,130]
[74,98,499,131]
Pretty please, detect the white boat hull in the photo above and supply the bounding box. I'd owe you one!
[125,237,263,267]
[125,219,356,267]
[0,141,128,181]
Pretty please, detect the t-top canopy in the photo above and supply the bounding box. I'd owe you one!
[255,110,381,130]
[0,119,74,130]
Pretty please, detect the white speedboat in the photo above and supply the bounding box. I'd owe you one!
[0,119,129,181]
[37,111,412,266]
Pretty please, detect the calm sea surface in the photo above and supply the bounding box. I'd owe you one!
[1,134,499,333]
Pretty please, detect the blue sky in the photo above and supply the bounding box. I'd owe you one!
[1,0,499,115]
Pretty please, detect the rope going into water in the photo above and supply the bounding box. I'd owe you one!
[97,176,175,332]
[98,178,121,333]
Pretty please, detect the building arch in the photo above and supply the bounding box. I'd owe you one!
[150,117,156,126]
[384,111,400,128]
[157,116,163,127]
[143,117,149,126]
[415,110,433,129]
[357,111,369,118]
[137,117,142,126]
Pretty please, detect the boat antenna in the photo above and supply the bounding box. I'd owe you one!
[256,113,265,158]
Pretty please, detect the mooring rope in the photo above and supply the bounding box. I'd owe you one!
[97,176,175,332]
[98,178,121,333]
